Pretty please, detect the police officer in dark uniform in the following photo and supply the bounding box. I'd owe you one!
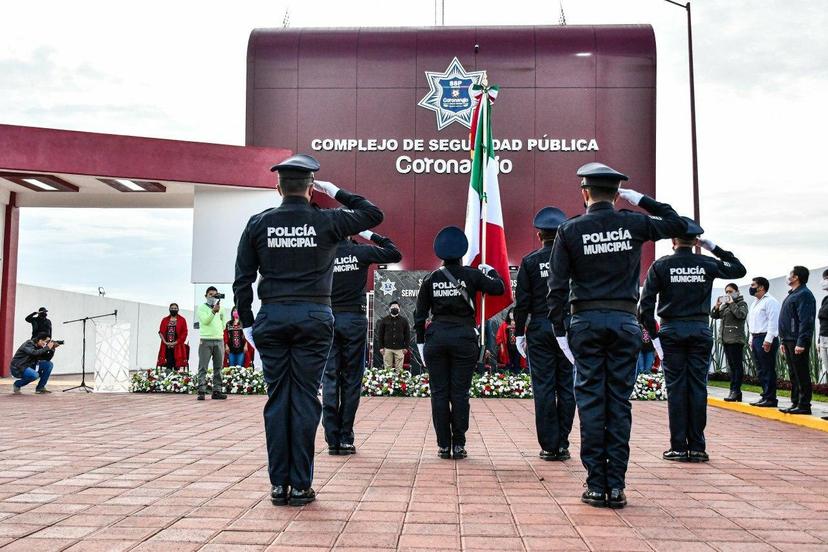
[547,162,687,509]
[639,218,746,463]
[233,154,383,506]
[514,207,575,462]
[323,230,401,456]
[414,226,505,459]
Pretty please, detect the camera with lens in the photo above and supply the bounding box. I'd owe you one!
[213,292,226,300]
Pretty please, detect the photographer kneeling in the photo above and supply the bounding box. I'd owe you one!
[10,332,61,394]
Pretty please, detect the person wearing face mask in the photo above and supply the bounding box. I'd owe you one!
[546,162,688,509]
[746,277,782,407]
[711,283,749,402]
[225,307,250,368]
[323,231,401,455]
[639,219,746,463]
[777,266,817,415]
[375,301,410,371]
[197,287,227,401]
[233,154,382,506]
[157,303,188,372]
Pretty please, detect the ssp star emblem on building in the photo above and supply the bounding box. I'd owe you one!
[379,279,397,296]
[418,57,486,131]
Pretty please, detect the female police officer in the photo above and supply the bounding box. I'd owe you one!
[414,226,505,459]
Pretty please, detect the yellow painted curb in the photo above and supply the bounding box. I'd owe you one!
[708,396,828,433]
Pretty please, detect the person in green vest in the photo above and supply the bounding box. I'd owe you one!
[196,286,227,401]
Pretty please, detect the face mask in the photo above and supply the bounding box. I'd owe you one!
[748,287,758,297]
[206,297,218,307]
[821,279,828,291]
[786,276,795,286]
[390,307,400,315]
[169,309,178,316]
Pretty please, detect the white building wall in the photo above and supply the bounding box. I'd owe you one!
[14,284,194,375]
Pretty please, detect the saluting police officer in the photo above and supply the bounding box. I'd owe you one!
[639,218,746,463]
[514,207,575,462]
[547,162,687,509]
[233,154,383,506]
[414,226,505,459]
[323,230,402,456]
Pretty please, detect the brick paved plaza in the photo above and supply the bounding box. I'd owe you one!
[0,393,826,551]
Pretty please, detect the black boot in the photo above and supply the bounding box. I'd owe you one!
[270,485,288,506]
[581,489,606,508]
[437,447,451,459]
[339,444,356,455]
[452,445,467,459]
[662,449,689,462]
[539,450,557,461]
[607,488,627,509]
[289,488,316,506]
[556,447,571,461]
[723,393,741,402]
[212,391,227,400]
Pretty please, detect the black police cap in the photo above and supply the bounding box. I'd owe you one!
[533,207,567,231]
[270,154,321,174]
[433,226,469,261]
[679,216,704,240]
[577,162,629,189]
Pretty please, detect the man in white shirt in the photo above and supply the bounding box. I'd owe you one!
[747,276,782,407]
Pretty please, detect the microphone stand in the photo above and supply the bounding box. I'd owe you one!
[62,310,118,393]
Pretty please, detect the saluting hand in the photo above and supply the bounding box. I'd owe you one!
[617,188,644,206]
[312,180,340,198]
[698,238,716,252]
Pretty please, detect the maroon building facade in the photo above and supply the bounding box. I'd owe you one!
[246,25,657,271]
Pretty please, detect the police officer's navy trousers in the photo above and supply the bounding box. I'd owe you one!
[254,302,334,490]
[424,321,478,448]
[568,310,641,491]
[322,312,368,446]
[526,317,575,453]
[660,321,713,453]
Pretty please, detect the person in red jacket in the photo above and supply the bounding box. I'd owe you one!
[157,303,188,372]
[496,309,526,372]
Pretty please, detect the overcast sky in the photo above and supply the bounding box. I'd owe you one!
[2,0,826,309]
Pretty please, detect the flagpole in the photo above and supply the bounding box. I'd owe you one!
[479,74,489,370]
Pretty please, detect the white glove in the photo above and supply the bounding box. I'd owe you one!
[358,230,375,241]
[516,336,527,358]
[617,188,644,206]
[556,336,575,364]
[243,327,256,350]
[652,337,664,361]
[477,263,494,273]
[312,180,340,198]
[417,344,426,367]
[698,238,716,252]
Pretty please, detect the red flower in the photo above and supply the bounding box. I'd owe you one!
[401,383,408,391]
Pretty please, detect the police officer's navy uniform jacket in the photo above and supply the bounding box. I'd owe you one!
[414,262,505,449]
[639,246,746,453]
[514,242,575,454]
[234,191,383,327]
[778,285,817,409]
[322,234,401,449]
[545,196,687,493]
[233,189,382,491]
[547,197,688,332]
[639,246,747,338]
[331,235,401,313]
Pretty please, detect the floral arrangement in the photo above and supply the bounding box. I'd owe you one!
[131,365,662,400]
[630,367,667,401]
[131,366,265,395]
[361,368,534,399]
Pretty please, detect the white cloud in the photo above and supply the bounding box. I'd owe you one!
[2,0,827,306]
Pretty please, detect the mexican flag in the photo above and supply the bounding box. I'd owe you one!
[463,85,513,322]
